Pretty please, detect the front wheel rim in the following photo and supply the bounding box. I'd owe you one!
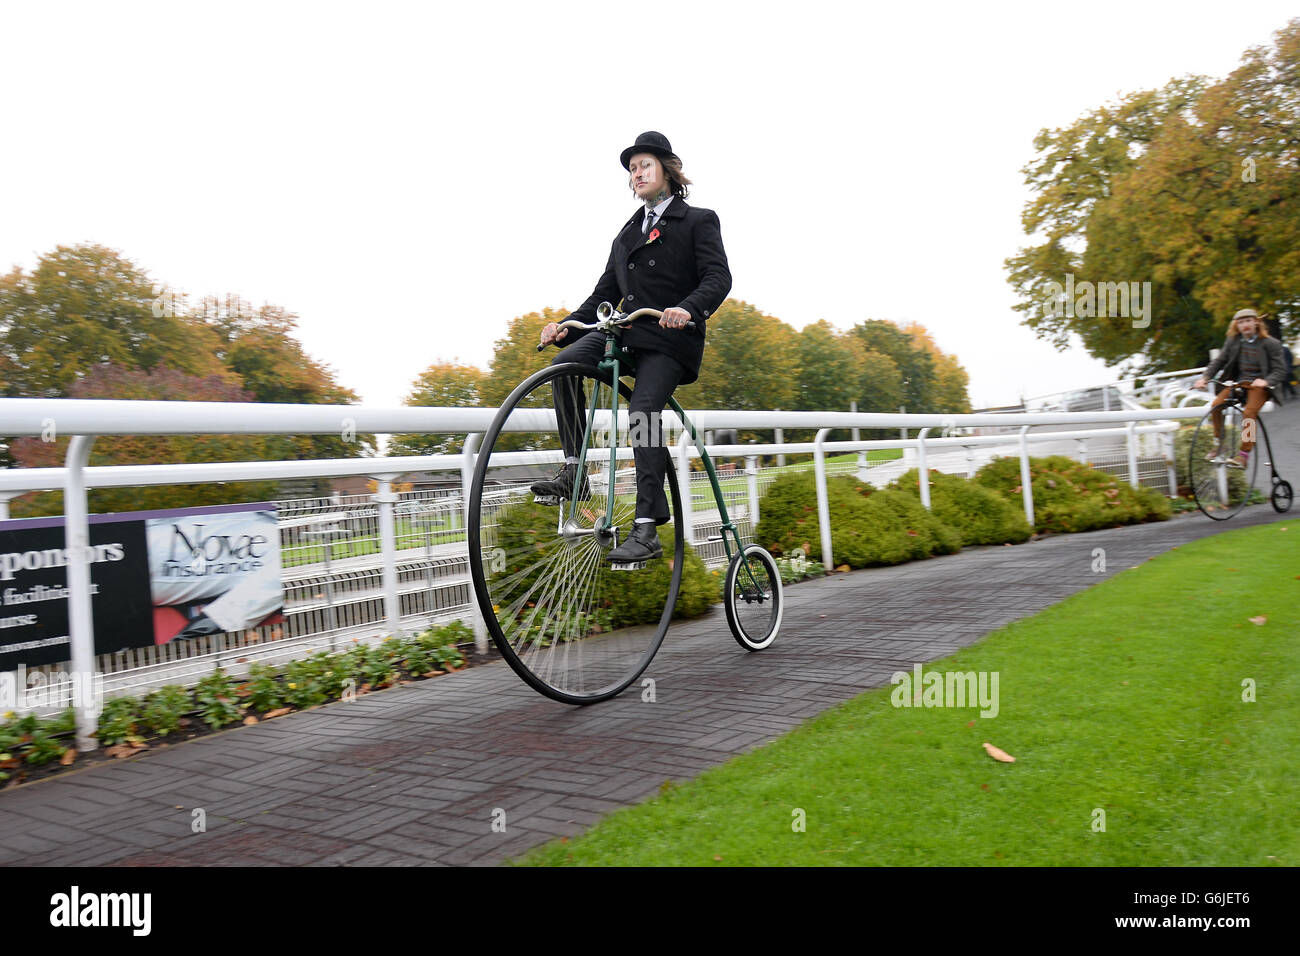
[467,362,684,704]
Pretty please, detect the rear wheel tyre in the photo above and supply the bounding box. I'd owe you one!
[467,361,684,705]
[724,545,783,651]
[1272,478,1294,514]
[1188,403,1258,520]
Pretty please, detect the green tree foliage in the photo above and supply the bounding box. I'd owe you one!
[847,319,934,411]
[856,348,903,414]
[794,320,865,411]
[390,361,487,455]
[1006,18,1300,371]
[8,365,286,517]
[0,244,228,398]
[675,299,801,412]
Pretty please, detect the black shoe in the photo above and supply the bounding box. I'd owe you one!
[607,521,663,567]
[530,464,590,504]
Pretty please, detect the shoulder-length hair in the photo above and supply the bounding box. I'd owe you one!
[628,155,692,200]
[1226,313,1270,338]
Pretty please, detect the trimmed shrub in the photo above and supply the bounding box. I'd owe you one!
[755,471,962,569]
[492,499,718,629]
[888,469,1032,546]
[974,455,1171,534]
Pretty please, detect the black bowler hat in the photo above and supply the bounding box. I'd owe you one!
[620,131,678,169]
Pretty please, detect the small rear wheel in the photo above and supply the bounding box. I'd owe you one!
[724,545,783,651]
[1272,478,1294,514]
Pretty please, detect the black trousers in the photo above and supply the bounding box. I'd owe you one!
[550,333,685,523]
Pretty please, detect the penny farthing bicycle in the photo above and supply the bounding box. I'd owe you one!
[466,303,783,704]
[1186,379,1293,519]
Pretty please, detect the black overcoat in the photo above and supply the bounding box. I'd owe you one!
[564,197,731,385]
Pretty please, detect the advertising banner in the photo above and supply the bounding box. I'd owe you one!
[0,503,282,670]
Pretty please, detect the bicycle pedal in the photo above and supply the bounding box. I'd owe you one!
[533,494,561,506]
[609,560,647,571]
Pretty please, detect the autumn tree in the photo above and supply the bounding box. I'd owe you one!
[8,365,286,517]
[1006,18,1300,371]
[902,322,971,414]
[482,307,570,407]
[389,361,487,455]
[199,296,372,458]
[0,244,229,398]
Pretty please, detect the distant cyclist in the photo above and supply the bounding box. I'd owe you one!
[1193,308,1287,468]
[534,131,732,565]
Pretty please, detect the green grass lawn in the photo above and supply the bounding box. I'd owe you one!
[518,520,1300,866]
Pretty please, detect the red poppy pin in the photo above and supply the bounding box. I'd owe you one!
[646,227,660,244]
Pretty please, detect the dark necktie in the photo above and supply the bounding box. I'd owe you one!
[643,209,655,234]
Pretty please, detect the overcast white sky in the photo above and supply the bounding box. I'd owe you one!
[2,1,1295,411]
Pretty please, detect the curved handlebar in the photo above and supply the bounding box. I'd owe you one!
[536,303,696,351]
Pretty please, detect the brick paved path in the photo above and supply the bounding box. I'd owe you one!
[0,506,1291,867]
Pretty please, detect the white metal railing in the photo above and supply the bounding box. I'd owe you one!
[0,394,1216,748]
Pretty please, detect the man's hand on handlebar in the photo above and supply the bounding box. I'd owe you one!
[659,307,691,330]
[539,322,569,349]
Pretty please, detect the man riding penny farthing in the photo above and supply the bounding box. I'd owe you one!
[533,131,731,566]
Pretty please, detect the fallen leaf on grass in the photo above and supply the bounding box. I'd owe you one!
[1249,616,1267,626]
[982,742,1016,763]
[980,783,989,792]
[967,720,976,728]
[242,716,259,726]
[104,745,137,759]
[59,749,77,766]
[423,670,445,677]
[263,708,292,719]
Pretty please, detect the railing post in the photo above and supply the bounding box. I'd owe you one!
[745,455,760,528]
[0,492,15,520]
[676,431,694,545]
[964,445,976,479]
[1018,425,1035,529]
[373,475,402,636]
[1075,438,1088,465]
[774,421,785,468]
[916,427,931,509]
[461,434,487,655]
[1163,428,1178,497]
[813,428,833,572]
[64,435,99,753]
[851,400,865,472]
[1125,421,1140,488]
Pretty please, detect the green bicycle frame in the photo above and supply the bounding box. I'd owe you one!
[564,327,748,568]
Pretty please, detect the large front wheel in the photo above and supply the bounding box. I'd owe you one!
[1188,402,1259,520]
[467,362,685,704]
[725,544,783,651]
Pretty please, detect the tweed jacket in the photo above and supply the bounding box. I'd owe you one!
[1204,333,1287,405]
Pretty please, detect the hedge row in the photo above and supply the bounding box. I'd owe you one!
[754,456,1170,569]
